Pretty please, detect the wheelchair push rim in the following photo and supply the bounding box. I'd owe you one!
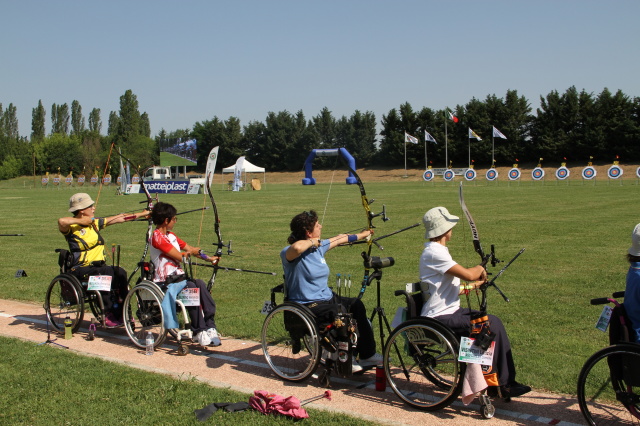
[577,343,640,425]
[261,303,321,382]
[123,281,167,349]
[384,319,464,411]
[45,274,85,333]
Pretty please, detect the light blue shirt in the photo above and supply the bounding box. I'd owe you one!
[280,239,332,304]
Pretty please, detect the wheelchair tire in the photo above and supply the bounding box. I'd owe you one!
[261,302,321,382]
[577,343,640,425]
[123,281,167,349]
[383,318,464,411]
[45,274,85,333]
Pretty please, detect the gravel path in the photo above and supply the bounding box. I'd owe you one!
[0,299,588,425]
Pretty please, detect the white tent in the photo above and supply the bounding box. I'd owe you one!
[221,158,266,187]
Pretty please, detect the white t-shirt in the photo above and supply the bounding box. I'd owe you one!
[419,241,460,317]
[150,229,186,282]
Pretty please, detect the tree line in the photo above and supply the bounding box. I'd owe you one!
[0,86,638,180]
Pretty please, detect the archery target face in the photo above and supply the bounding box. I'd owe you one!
[556,167,569,180]
[532,167,545,180]
[423,170,434,181]
[443,169,455,181]
[607,165,623,179]
[465,169,476,181]
[636,167,640,179]
[508,168,521,181]
[485,169,498,181]
[582,166,596,180]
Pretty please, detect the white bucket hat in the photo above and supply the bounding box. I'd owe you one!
[423,207,459,239]
[68,193,95,212]
[629,223,640,256]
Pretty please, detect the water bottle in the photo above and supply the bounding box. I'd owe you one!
[375,365,386,391]
[64,316,73,340]
[145,331,154,355]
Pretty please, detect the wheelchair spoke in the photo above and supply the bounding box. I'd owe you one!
[578,344,640,425]
[45,274,84,332]
[261,303,321,382]
[384,320,463,411]
[123,282,167,349]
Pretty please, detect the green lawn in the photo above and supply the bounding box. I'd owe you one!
[0,336,375,425]
[1,175,638,396]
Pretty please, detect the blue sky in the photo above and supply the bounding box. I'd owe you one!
[2,1,638,138]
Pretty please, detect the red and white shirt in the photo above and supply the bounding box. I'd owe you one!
[150,229,186,282]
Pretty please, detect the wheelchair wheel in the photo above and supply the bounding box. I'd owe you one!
[45,274,84,333]
[123,281,167,349]
[261,302,321,382]
[577,343,640,425]
[384,318,464,411]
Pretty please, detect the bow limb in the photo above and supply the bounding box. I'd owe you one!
[343,164,390,299]
[201,172,233,290]
[109,146,157,282]
[458,182,489,267]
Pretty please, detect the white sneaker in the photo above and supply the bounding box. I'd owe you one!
[195,331,211,347]
[207,328,221,346]
[359,353,383,367]
[351,359,364,374]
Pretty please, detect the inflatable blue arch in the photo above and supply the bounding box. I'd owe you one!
[302,148,357,185]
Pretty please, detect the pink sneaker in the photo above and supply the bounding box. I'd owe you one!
[105,313,123,328]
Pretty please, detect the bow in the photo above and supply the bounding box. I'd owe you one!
[458,182,491,267]
[108,144,157,282]
[343,163,389,299]
[458,182,515,308]
[192,172,275,291]
[200,172,233,290]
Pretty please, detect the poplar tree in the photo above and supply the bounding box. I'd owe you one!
[71,100,85,135]
[31,100,46,141]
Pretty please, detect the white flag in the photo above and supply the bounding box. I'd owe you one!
[233,156,245,192]
[492,126,507,139]
[404,131,419,144]
[468,128,482,141]
[425,131,437,144]
[204,146,219,194]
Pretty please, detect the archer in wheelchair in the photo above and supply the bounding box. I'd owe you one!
[48,192,148,331]
[418,206,530,399]
[148,202,221,347]
[281,210,382,370]
[625,223,640,343]
[261,210,381,384]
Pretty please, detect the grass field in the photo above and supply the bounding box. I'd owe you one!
[1,174,639,397]
[0,336,375,425]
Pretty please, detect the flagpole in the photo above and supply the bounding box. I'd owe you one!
[445,111,448,168]
[492,128,495,165]
[404,132,408,178]
[424,134,427,171]
[468,131,471,169]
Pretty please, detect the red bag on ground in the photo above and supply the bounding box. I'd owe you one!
[249,390,309,419]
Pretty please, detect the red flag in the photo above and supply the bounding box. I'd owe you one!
[448,111,459,123]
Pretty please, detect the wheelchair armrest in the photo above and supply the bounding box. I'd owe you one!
[394,290,418,320]
[271,283,284,304]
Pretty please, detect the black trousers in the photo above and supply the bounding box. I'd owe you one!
[433,307,516,386]
[308,293,376,359]
[70,264,128,316]
[185,279,217,333]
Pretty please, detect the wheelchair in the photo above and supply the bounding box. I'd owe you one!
[44,249,107,335]
[577,291,640,425]
[383,284,469,412]
[261,283,358,387]
[122,261,195,356]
